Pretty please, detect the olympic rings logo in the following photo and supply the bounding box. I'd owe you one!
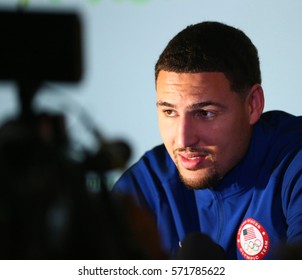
[243,239,262,254]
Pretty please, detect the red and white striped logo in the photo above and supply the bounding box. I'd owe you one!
[237,218,270,260]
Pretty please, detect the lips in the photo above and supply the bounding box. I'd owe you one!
[177,152,208,170]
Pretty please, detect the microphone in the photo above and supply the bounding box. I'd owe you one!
[98,139,132,170]
[176,232,227,260]
[82,119,132,172]
[84,138,132,174]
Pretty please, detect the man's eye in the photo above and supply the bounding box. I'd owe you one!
[163,109,176,117]
[194,110,216,119]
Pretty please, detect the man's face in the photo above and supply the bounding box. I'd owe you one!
[156,71,256,189]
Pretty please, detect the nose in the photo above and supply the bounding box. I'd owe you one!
[175,115,199,148]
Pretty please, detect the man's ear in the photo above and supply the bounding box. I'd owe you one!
[247,84,265,125]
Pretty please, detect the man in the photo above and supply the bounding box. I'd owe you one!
[113,21,302,259]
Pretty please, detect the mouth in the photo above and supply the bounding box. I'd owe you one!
[177,150,210,170]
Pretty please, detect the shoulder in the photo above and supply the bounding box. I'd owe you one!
[261,111,302,198]
[132,144,172,173]
[142,144,173,171]
[113,144,175,189]
[261,110,302,130]
[259,110,302,151]
[248,110,302,189]
[112,144,177,211]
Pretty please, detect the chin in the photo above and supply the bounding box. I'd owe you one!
[178,168,221,190]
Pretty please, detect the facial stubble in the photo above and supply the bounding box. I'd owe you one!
[174,150,222,190]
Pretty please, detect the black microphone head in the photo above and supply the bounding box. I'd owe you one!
[107,140,132,165]
[176,232,227,260]
[100,139,132,170]
[86,139,132,173]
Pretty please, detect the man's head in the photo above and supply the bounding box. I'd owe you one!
[155,21,264,189]
[155,21,261,94]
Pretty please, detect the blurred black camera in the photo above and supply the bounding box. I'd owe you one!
[0,9,164,260]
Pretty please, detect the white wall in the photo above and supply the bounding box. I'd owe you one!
[0,0,301,170]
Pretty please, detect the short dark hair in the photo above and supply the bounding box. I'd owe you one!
[155,21,261,94]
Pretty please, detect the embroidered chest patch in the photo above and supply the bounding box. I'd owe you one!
[237,218,270,260]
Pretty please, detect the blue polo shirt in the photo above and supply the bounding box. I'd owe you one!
[113,111,302,259]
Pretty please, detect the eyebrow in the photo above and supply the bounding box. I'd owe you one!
[156,101,226,110]
[156,101,175,108]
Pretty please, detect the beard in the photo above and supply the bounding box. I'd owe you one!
[178,167,221,190]
[174,148,222,190]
